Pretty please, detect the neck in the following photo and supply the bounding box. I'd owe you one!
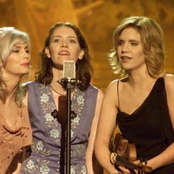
[50,80,66,96]
[52,67,63,81]
[51,85,66,96]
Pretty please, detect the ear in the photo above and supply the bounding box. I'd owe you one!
[45,47,51,58]
[78,50,84,60]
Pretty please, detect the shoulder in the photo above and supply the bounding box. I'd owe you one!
[163,74,174,93]
[26,80,44,90]
[106,79,119,90]
[88,85,104,98]
[163,74,174,86]
[26,80,37,86]
[22,81,36,106]
[106,77,128,93]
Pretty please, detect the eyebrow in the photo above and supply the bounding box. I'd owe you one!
[13,45,29,49]
[118,39,140,42]
[52,35,78,39]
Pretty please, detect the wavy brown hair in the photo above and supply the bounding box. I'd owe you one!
[35,22,93,91]
[108,16,165,78]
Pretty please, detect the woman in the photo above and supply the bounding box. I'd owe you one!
[95,16,174,174]
[21,22,103,174]
[0,27,32,174]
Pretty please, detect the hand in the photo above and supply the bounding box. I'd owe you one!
[118,166,132,173]
[112,169,122,174]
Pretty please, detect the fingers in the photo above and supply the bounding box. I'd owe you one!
[113,170,122,174]
[133,160,141,165]
[118,166,130,173]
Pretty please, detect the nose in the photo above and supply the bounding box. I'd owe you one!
[121,43,129,53]
[61,40,68,47]
[23,50,30,60]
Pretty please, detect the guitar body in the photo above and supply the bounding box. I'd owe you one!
[110,133,137,162]
[110,131,153,173]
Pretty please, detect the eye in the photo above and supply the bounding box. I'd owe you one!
[53,38,61,43]
[12,49,20,53]
[25,49,30,54]
[69,39,76,43]
[117,40,124,46]
[131,42,138,46]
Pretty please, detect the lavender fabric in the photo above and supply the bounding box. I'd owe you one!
[21,81,98,174]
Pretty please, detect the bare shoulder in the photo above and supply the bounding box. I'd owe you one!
[163,74,174,93]
[105,79,119,94]
[106,77,128,91]
[97,88,104,100]
[164,74,174,86]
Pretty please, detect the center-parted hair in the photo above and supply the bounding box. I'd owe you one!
[35,22,93,91]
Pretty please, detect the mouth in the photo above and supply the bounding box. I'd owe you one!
[21,63,30,66]
[58,51,70,55]
[120,56,131,61]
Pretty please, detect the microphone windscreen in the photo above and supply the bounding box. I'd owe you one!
[63,60,76,79]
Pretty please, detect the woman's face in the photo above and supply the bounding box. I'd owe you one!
[117,27,145,72]
[2,41,30,77]
[45,26,84,69]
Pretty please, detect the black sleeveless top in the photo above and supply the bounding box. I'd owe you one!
[117,78,174,174]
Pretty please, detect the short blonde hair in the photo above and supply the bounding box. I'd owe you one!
[109,16,165,78]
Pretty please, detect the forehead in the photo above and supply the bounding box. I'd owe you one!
[14,40,28,47]
[119,27,141,40]
[52,26,77,38]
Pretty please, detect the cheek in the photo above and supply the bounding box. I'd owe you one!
[117,47,121,54]
[137,50,145,61]
[73,49,82,58]
[5,58,16,67]
[117,48,121,59]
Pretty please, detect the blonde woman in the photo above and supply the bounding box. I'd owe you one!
[0,27,32,174]
[95,16,174,174]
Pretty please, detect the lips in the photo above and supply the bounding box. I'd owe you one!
[121,56,131,59]
[58,50,70,55]
[120,56,132,61]
[21,63,30,66]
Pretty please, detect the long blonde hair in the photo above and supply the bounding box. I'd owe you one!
[0,27,30,106]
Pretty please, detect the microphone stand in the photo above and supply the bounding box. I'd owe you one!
[59,78,78,174]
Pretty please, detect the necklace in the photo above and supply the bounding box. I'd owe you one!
[51,86,66,96]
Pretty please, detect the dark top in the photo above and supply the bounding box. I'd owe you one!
[117,77,174,174]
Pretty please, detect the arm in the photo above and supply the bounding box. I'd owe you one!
[146,75,174,170]
[94,81,120,174]
[86,89,104,174]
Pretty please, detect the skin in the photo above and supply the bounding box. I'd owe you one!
[45,26,84,96]
[25,26,103,174]
[94,27,174,174]
[1,41,30,128]
[0,41,30,174]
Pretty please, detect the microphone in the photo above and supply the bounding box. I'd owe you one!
[63,60,76,79]
[58,60,79,88]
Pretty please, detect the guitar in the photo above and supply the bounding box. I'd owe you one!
[110,133,153,173]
